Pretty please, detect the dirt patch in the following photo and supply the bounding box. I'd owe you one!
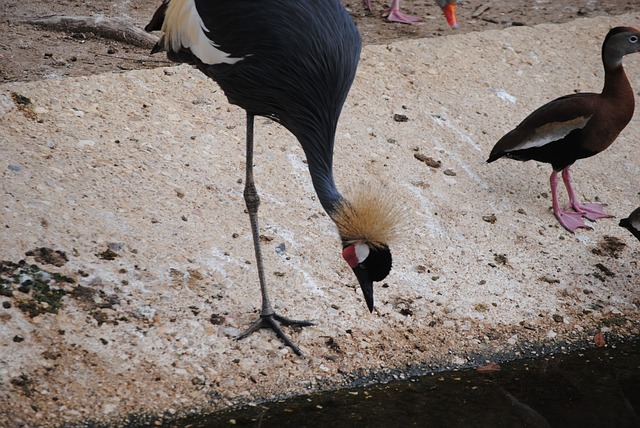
[0,259,74,318]
[1,0,637,83]
[592,235,628,259]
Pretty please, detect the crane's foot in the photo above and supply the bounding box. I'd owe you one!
[384,8,422,23]
[236,313,314,356]
[555,209,593,232]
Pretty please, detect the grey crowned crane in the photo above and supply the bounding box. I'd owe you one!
[362,0,458,27]
[145,0,400,355]
[487,27,640,232]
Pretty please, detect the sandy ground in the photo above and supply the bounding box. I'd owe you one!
[1,13,640,427]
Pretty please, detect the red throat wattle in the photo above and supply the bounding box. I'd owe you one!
[342,244,359,268]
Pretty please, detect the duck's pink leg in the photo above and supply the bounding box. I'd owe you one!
[363,0,372,11]
[561,168,613,221]
[550,171,591,232]
[384,0,422,23]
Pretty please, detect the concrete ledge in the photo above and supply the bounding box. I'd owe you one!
[1,14,639,426]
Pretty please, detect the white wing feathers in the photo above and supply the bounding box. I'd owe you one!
[162,0,242,65]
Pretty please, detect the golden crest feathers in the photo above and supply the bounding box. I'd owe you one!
[332,185,405,248]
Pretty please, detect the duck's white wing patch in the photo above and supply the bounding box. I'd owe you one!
[162,0,242,65]
[509,115,592,152]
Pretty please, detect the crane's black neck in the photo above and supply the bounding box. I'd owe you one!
[297,133,344,216]
[308,164,343,215]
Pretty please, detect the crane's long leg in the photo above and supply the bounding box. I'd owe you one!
[550,170,591,232]
[561,168,613,222]
[235,112,314,356]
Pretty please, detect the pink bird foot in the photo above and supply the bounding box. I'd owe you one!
[568,202,613,222]
[561,168,613,223]
[550,170,592,232]
[384,7,422,23]
[555,209,593,232]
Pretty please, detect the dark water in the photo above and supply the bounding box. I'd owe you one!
[179,340,640,428]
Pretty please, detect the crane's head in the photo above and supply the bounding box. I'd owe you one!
[342,242,392,312]
[331,188,402,313]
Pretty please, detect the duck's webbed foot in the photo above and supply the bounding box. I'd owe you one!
[384,8,422,23]
[555,209,593,232]
[568,202,613,222]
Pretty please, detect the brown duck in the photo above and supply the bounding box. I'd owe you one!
[488,27,640,232]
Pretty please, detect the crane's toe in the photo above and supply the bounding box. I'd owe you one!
[236,313,314,356]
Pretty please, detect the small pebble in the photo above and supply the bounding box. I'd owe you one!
[192,98,212,105]
[414,153,441,168]
[482,214,497,224]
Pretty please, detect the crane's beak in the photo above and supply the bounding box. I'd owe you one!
[352,264,375,313]
[442,4,458,30]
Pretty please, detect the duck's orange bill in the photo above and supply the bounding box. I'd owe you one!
[443,4,458,29]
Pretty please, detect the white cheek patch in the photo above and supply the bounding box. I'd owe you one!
[510,115,591,152]
[354,242,370,264]
[163,0,243,65]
